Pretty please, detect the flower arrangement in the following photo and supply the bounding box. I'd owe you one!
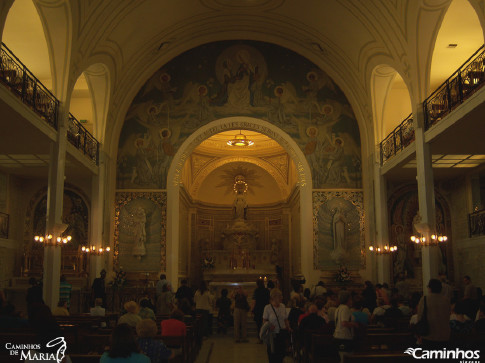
[110,267,127,289]
[335,265,351,283]
[202,256,215,269]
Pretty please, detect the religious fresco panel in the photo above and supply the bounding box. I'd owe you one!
[117,41,362,190]
[114,192,167,272]
[313,191,365,270]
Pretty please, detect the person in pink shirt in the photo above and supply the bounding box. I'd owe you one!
[161,309,187,336]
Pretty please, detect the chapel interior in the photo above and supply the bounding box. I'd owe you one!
[1,0,485,361]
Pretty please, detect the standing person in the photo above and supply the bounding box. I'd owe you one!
[156,284,174,315]
[417,279,450,349]
[439,273,453,301]
[463,275,479,319]
[175,279,193,305]
[26,277,43,319]
[194,281,213,337]
[156,274,168,299]
[313,281,327,298]
[59,275,72,310]
[90,298,106,316]
[262,288,289,363]
[362,281,377,313]
[92,269,107,308]
[334,290,359,362]
[216,288,232,334]
[253,279,270,340]
[233,286,250,343]
[101,323,150,363]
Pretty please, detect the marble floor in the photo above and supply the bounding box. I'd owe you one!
[195,335,268,363]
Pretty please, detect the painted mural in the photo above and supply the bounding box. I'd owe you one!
[388,185,452,281]
[313,191,365,270]
[32,189,89,248]
[117,41,362,189]
[114,192,166,272]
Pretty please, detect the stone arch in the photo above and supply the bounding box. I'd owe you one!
[166,117,313,286]
[428,0,485,94]
[371,65,412,143]
[70,63,111,143]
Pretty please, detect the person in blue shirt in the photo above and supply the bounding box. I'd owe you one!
[100,324,150,363]
[136,319,174,363]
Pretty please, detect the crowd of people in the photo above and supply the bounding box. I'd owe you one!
[1,272,484,362]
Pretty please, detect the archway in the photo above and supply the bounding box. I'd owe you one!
[371,65,412,143]
[166,117,313,288]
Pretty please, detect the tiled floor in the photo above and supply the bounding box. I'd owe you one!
[195,335,268,363]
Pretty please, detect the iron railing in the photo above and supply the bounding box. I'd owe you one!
[424,45,485,130]
[67,113,99,165]
[380,113,415,165]
[0,42,58,129]
[469,209,485,237]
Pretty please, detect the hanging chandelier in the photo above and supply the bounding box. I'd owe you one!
[227,130,254,147]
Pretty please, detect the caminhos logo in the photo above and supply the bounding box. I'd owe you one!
[5,337,67,362]
[404,347,480,362]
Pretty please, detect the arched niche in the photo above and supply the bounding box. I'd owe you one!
[429,0,484,92]
[2,0,52,89]
[70,63,110,142]
[371,65,412,143]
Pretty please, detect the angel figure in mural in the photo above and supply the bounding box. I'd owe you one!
[129,207,147,260]
[330,207,348,264]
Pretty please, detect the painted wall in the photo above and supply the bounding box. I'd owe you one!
[116,41,362,190]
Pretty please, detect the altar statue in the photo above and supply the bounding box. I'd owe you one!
[131,207,147,260]
[330,207,348,264]
[233,190,248,220]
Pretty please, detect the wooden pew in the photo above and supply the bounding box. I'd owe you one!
[69,354,103,363]
[344,352,414,363]
[359,333,415,352]
[309,334,339,363]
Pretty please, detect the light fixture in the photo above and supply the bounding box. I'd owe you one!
[227,130,254,147]
[410,233,447,246]
[368,244,398,254]
[34,234,72,246]
[81,245,111,255]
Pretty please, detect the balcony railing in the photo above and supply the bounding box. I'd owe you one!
[380,113,415,165]
[67,113,99,165]
[469,209,485,238]
[424,45,485,130]
[0,42,58,129]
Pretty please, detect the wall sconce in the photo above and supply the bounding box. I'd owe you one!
[81,245,111,255]
[34,234,72,246]
[368,244,398,254]
[410,234,447,246]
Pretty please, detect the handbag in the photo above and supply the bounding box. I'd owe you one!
[415,296,429,336]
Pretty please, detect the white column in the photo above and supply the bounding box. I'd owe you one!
[415,106,439,294]
[374,160,391,284]
[89,150,106,284]
[43,106,68,309]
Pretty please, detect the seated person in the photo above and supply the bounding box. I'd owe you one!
[398,300,413,316]
[298,300,328,352]
[384,299,402,319]
[450,300,474,336]
[136,319,174,363]
[371,298,391,325]
[161,309,187,336]
[118,301,142,328]
[51,300,69,316]
[474,303,485,333]
[138,298,156,320]
[288,297,305,331]
[90,298,106,316]
[101,323,150,363]
[351,299,369,326]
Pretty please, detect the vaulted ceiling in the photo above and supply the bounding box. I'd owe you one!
[1,0,484,155]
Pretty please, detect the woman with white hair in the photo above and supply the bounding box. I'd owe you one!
[262,288,289,363]
[118,301,142,328]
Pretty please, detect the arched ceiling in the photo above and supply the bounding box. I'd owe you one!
[183,130,296,204]
[3,0,485,152]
